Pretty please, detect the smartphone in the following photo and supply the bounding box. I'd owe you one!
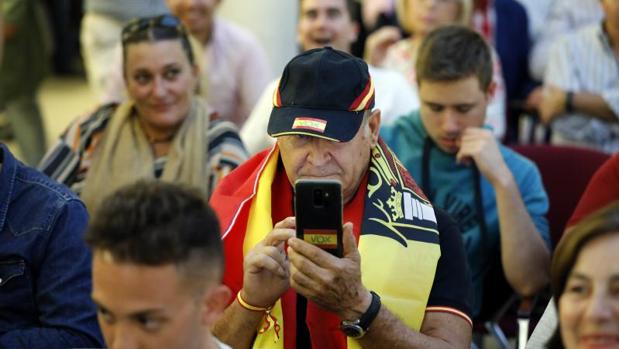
[294,179,343,257]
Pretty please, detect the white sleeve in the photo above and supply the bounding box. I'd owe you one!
[236,34,273,127]
[544,35,577,90]
[240,81,277,155]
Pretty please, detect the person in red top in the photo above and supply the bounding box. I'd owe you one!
[209,47,473,349]
[567,154,619,228]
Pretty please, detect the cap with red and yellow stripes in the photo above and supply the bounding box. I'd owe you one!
[268,47,375,142]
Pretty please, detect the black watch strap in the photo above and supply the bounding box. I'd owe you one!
[358,291,381,331]
[339,290,382,339]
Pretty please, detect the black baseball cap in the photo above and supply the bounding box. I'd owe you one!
[267,47,375,142]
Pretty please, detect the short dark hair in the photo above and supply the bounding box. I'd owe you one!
[415,25,493,91]
[121,15,195,72]
[85,181,224,287]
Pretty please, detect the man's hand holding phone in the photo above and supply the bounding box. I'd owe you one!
[241,179,371,319]
[287,223,372,320]
[241,217,295,308]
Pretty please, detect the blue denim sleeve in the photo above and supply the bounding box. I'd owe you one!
[0,199,104,349]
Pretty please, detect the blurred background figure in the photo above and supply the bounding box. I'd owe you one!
[165,0,272,127]
[81,0,169,101]
[362,0,397,31]
[0,0,50,165]
[513,0,553,58]
[365,0,508,140]
[472,0,538,144]
[538,0,619,153]
[547,201,619,349]
[39,15,247,215]
[529,0,603,82]
[471,0,534,102]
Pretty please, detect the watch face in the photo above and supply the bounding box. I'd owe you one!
[340,323,364,339]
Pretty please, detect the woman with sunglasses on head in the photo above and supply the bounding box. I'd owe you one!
[546,200,619,349]
[39,15,248,215]
[364,0,507,139]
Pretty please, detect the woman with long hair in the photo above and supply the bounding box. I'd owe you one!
[39,14,247,214]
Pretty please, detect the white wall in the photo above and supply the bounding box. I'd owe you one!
[218,0,299,78]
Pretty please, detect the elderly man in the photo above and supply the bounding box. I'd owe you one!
[381,26,551,318]
[240,0,416,154]
[210,47,473,348]
[538,0,619,153]
[0,143,103,348]
[87,181,232,349]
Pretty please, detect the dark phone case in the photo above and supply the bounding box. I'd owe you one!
[294,179,343,257]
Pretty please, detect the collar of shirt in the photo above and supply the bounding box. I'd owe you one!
[0,144,18,233]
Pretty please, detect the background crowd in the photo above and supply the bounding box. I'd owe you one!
[1,0,619,348]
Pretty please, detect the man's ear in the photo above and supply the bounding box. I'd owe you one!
[368,109,381,145]
[201,284,232,327]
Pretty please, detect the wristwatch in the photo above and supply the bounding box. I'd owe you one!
[340,291,381,339]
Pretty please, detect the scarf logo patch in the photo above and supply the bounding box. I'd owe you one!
[292,117,327,133]
[386,188,437,223]
[403,192,437,223]
[364,142,440,247]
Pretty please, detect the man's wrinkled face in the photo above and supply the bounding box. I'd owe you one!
[297,0,358,52]
[418,76,491,153]
[277,111,380,204]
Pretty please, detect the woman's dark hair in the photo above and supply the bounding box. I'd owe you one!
[121,14,195,71]
[545,200,619,348]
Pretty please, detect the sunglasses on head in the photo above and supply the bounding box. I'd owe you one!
[122,14,186,43]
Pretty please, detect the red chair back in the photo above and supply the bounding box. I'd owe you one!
[511,145,610,247]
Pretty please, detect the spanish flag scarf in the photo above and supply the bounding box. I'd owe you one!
[211,139,441,349]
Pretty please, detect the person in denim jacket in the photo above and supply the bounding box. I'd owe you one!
[0,144,103,348]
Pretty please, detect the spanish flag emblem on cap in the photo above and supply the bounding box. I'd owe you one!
[268,47,374,143]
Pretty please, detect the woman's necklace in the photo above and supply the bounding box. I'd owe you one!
[146,133,175,144]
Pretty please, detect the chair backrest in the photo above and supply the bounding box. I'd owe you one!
[511,145,610,247]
